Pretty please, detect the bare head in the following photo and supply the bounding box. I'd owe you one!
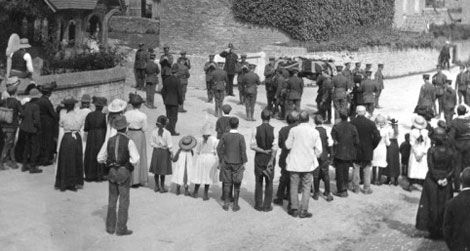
[356,106,367,116]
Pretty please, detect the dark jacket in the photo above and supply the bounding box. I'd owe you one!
[134,49,149,69]
[332,72,350,100]
[417,82,436,111]
[286,76,304,100]
[432,72,447,96]
[374,69,384,90]
[359,78,378,104]
[20,98,41,133]
[443,190,470,251]
[161,75,183,106]
[351,115,381,162]
[278,124,295,169]
[211,68,228,91]
[331,120,359,161]
[0,97,23,130]
[215,116,232,139]
[219,51,238,74]
[145,60,160,84]
[315,126,330,162]
[242,71,260,94]
[217,131,247,164]
[443,86,457,111]
[255,123,275,169]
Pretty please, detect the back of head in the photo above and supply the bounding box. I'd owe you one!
[229,117,239,129]
[286,111,299,125]
[314,114,323,125]
[457,105,467,116]
[356,105,366,116]
[299,111,309,123]
[261,109,271,121]
[339,110,349,121]
[462,167,470,188]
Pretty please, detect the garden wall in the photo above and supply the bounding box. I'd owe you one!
[30,66,127,106]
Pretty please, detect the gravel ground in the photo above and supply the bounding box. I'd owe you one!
[0,67,458,251]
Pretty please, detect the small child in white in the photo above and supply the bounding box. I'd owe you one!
[172,136,197,195]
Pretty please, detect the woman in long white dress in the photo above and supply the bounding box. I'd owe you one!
[406,115,431,191]
[191,123,219,201]
[372,114,391,185]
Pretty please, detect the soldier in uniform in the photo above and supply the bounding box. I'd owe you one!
[219,43,238,96]
[236,54,250,105]
[212,62,229,117]
[317,69,333,124]
[352,62,364,78]
[364,63,372,74]
[134,43,149,90]
[332,65,351,120]
[443,79,457,124]
[374,64,384,109]
[159,45,174,81]
[144,50,160,109]
[343,62,353,84]
[285,67,304,115]
[242,64,261,121]
[264,57,277,113]
[274,69,288,120]
[358,71,378,115]
[455,64,467,105]
[432,65,448,117]
[203,54,217,103]
[172,55,190,113]
[350,65,364,118]
[177,51,191,69]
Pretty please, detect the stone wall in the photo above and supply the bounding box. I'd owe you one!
[32,67,127,106]
[454,40,470,62]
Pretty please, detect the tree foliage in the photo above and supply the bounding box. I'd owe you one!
[232,0,395,41]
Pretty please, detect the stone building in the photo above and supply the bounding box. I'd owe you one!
[124,0,160,19]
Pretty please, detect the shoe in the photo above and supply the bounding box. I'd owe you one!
[324,193,334,202]
[154,186,160,193]
[160,187,168,193]
[176,185,181,195]
[184,186,190,196]
[361,188,373,194]
[116,230,133,236]
[312,192,320,200]
[273,198,283,206]
[0,163,7,170]
[299,210,313,218]
[222,204,230,211]
[254,206,263,212]
[333,191,348,198]
[171,132,180,136]
[29,167,43,174]
[288,209,299,218]
[21,164,30,172]
[106,229,115,235]
[352,188,360,194]
[263,206,273,212]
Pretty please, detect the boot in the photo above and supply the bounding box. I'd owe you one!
[176,185,181,195]
[0,163,6,170]
[371,167,377,185]
[232,189,241,212]
[160,176,168,193]
[22,163,30,172]
[192,184,200,198]
[154,176,160,193]
[203,185,210,201]
[178,104,187,113]
[29,166,43,174]
[184,185,190,196]
[377,168,383,186]
[222,183,230,211]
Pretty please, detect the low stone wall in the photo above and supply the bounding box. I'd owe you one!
[455,40,470,62]
[109,16,160,35]
[31,67,127,106]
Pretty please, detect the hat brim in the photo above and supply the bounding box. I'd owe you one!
[19,44,31,49]
[412,122,427,130]
[108,106,126,113]
[179,136,197,150]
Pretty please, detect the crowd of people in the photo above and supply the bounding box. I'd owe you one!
[0,41,468,249]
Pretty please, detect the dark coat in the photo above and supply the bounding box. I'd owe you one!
[134,49,149,69]
[145,60,160,84]
[161,75,183,106]
[0,97,23,130]
[359,79,378,104]
[20,98,41,133]
[286,76,304,100]
[211,68,228,91]
[332,73,350,100]
[215,116,232,139]
[443,86,457,111]
[416,82,436,113]
[351,115,381,162]
[278,124,296,169]
[217,131,247,164]
[219,51,238,74]
[242,71,260,94]
[315,126,330,162]
[432,72,447,96]
[444,190,470,251]
[331,120,360,161]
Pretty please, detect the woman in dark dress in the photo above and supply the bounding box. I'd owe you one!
[83,97,107,181]
[386,119,400,185]
[54,97,84,192]
[416,127,455,239]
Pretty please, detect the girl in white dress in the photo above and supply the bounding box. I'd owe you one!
[406,115,431,191]
[372,114,391,185]
[172,135,197,196]
[191,123,219,201]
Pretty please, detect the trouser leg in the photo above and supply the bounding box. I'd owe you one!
[321,166,331,194]
[363,163,372,191]
[116,178,130,233]
[254,173,263,208]
[300,172,313,211]
[263,175,273,209]
[30,133,40,167]
[226,74,235,95]
[352,163,360,190]
[289,172,300,210]
[206,81,214,102]
[313,168,320,193]
[106,181,119,233]
[1,131,15,164]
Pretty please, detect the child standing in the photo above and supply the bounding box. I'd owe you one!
[313,115,333,202]
[191,123,219,200]
[386,118,400,186]
[149,115,173,193]
[172,136,197,196]
[371,114,391,185]
[399,133,411,178]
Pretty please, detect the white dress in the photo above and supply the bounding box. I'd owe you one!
[192,136,219,185]
[408,128,431,180]
[171,150,194,186]
[372,125,391,168]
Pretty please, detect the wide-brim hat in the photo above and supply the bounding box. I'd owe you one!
[92,96,107,107]
[62,96,78,106]
[29,88,41,98]
[201,122,213,135]
[112,115,129,130]
[19,38,31,49]
[108,98,127,113]
[38,81,57,94]
[129,93,144,105]
[412,115,427,130]
[81,94,91,103]
[179,135,197,150]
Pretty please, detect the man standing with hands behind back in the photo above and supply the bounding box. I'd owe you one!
[219,43,238,96]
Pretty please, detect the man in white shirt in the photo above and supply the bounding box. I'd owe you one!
[7,38,34,79]
[285,111,323,218]
[97,115,140,236]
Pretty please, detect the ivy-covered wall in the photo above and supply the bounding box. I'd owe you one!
[232,0,395,41]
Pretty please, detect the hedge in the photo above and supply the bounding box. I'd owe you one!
[232,0,395,41]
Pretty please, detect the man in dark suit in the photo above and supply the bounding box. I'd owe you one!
[144,51,160,109]
[449,105,470,192]
[161,69,183,136]
[285,68,304,115]
[443,167,470,251]
[455,64,467,105]
[359,71,379,115]
[331,110,359,197]
[20,88,42,173]
[36,82,58,166]
[350,106,381,194]
[443,80,457,124]
[242,64,260,121]
[134,43,149,90]
[219,43,238,96]
[217,117,247,212]
[433,65,448,116]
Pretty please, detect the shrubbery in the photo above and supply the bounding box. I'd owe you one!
[430,24,470,41]
[233,0,395,41]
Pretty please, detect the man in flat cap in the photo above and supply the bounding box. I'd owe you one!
[161,66,183,136]
[220,43,238,96]
[160,45,174,81]
[134,43,149,90]
[374,64,384,109]
[264,57,277,114]
[236,54,250,105]
[242,64,261,121]
[212,62,229,117]
[204,54,217,103]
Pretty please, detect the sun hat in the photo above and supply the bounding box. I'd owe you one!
[179,136,197,151]
[108,98,127,113]
[112,115,129,130]
[412,115,427,130]
[19,38,31,49]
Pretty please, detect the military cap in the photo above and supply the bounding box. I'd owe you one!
[241,54,247,58]
[344,62,351,65]
[81,94,92,103]
[269,57,275,61]
[365,70,372,75]
[378,63,384,67]
[365,63,372,68]
[209,54,215,57]
[180,51,186,55]
[336,65,344,71]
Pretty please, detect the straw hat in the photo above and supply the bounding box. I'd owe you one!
[108,99,127,113]
[112,115,129,130]
[179,136,197,151]
[19,38,31,49]
[412,116,427,130]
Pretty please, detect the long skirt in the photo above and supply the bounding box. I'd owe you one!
[191,153,218,185]
[416,174,453,236]
[172,151,193,186]
[55,132,84,190]
[149,148,172,175]
[14,129,26,163]
[386,139,400,178]
[127,129,148,186]
[84,128,106,181]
